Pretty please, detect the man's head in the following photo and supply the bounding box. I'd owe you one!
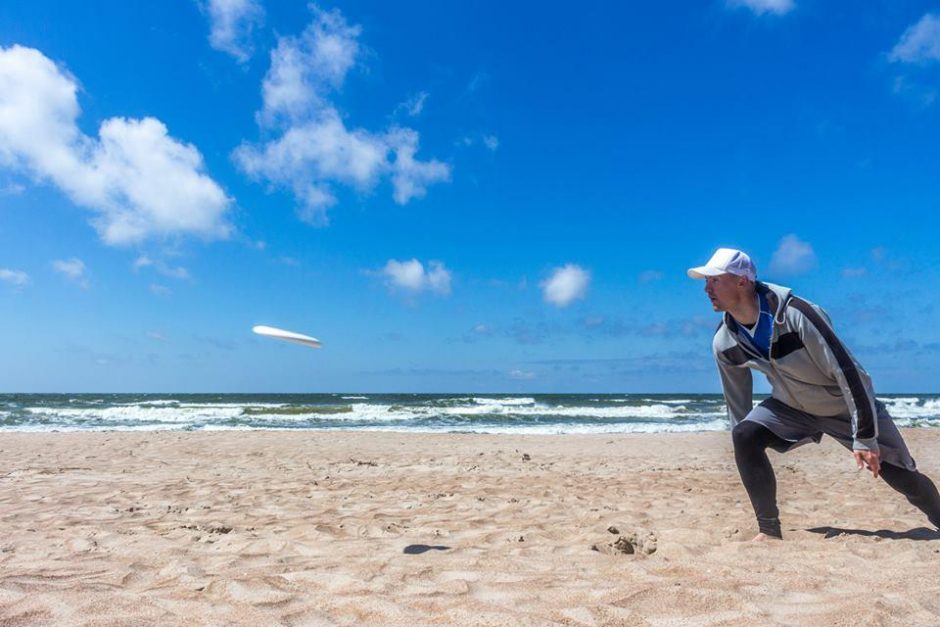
[688,248,757,313]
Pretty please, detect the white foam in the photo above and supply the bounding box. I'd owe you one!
[23,404,246,424]
[879,398,940,419]
[471,397,535,406]
[115,399,180,406]
[438,403,711,420]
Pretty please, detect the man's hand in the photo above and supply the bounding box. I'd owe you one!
[854,449,881,478]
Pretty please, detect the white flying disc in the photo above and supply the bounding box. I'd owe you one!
[252,325,322,349]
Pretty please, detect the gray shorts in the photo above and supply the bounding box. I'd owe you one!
[743,397,917,471]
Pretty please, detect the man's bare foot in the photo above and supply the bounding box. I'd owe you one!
[750,532,782,542]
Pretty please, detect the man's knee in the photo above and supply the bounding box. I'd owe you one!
[732,420,762,451]
[733,420,790,453]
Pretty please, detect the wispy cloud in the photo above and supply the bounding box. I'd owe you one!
[540,264,590,307]
[727,0,794,16]
[233,6,450,225]
[579,315,714,338]
[886,14,940,107]
[889,13,940,65]
[1,182,25,195]
[395,91,429,117]
[133,255,191,280]
[203,0,265,63]
[526,350,713,376]
[456,133,500,151]
[52,257,89,288]
[464,71,489,95]
[0,268,30,287]
[768,234,817,276]
[377,258,452,296]
[0,45,233,246]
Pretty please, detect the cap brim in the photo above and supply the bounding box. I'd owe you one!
[687,265,725,279]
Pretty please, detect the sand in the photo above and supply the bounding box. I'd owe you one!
[1,429,938,626]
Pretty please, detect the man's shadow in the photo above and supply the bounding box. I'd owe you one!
[807,526,940,541]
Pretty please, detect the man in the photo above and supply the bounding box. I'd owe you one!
[689,247,940,540]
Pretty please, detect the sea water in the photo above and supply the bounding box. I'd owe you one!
[1,394,939,434]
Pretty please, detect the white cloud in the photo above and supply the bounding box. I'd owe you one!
[540,264,590,308]
[257,7,361,125]
[133,255,154,270]
[379,258,451,295]
[396,91,429,117]
[234,6,449,225]
[457,134,500,151]
[133,255,190,280]
[52,257,89,288]
[727,0,794,16]
[842,267,867,278]
[0,268,30,287]
[0,45,233,246]
[889,13,940,65]
[464,71,489,94]
[204,0,264,62]
[150,283,172,297]
[768,234,817,276]
[891,75,938,108]
[386,127,451,204]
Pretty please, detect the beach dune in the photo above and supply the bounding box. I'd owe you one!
[1,430,939,625]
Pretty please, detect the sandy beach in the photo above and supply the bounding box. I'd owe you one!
[1,429,939,626]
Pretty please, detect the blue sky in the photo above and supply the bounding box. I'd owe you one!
[1,0,939,393]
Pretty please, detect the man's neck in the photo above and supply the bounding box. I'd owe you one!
[728,291,760,327]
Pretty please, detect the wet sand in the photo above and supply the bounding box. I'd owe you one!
[1,429,939,626]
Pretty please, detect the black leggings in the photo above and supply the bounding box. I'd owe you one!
[732,420,940,538]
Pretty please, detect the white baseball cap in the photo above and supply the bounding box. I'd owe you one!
[687,248,756,281]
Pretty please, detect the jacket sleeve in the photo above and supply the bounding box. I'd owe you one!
[714,339,753,427]
[790,299,879,452]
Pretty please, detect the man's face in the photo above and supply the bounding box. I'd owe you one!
[704,273,744,312]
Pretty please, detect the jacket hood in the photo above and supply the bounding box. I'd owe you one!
[722,281,793,329]
[757,281,792,323]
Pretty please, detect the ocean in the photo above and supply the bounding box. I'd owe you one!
[2,393,940,434]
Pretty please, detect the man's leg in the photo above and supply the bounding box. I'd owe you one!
[878,463,940,529]
[817,402,940,529]
[732,420,790,539]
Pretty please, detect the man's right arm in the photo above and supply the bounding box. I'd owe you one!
[715,344,753,427]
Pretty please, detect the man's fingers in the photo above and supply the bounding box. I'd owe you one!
[854,451,865,470]
[854,451,881,478]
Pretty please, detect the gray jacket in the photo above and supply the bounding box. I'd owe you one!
[713,282,879,451]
